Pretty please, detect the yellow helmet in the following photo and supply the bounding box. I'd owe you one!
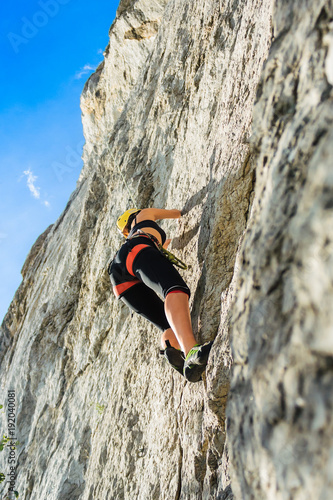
[117,208,140,234]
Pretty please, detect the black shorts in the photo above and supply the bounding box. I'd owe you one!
[132,246,190,299]
[120,245,190,331]
[121,282,170,331]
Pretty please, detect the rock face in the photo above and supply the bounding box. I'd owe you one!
[80,0,170,180]
[227,1,333,498]
[0,0,332,499]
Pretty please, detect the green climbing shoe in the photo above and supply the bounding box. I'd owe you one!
[160,340,185,376]
[183,341,213,382]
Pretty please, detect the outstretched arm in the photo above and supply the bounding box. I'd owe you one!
[136,208,181,222]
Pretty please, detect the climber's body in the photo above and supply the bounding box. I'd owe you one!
[108,208,213,382]
[126,207,173,247]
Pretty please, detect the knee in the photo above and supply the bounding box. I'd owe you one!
[165,289,190,299]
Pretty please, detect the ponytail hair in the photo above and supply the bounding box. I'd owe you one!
[124,209,141,234]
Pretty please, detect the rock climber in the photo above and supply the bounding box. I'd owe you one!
[108,207,213,382]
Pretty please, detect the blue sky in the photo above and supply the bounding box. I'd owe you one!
[0,0,119,322]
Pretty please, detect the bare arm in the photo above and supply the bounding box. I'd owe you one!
[136,208,181,223]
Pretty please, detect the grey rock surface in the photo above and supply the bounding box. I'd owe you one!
[228,1,333,499]
[80,0,170,180]
[1,0,332,499]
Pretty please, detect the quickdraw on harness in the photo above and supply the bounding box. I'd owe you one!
[131,230,188,270]
[160,245,188,270]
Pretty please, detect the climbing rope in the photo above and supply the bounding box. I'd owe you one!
[111,153,187,270]
[112,152,136,206]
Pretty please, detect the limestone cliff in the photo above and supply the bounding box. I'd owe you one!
[1,0,332,499]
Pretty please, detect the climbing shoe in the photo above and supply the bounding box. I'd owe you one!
[183,341,213,382]
[160,340,185,376]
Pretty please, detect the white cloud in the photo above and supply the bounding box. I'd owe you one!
[75,64,97,79]
[23,168,40,199]
[21,169,50,208]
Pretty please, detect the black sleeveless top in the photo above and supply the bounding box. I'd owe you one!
[128,220,167,245]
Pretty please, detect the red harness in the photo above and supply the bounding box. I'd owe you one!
[112,237,152,297]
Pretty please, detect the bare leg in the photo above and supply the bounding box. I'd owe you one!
[160,328,182,350]
[164,293,197,356]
